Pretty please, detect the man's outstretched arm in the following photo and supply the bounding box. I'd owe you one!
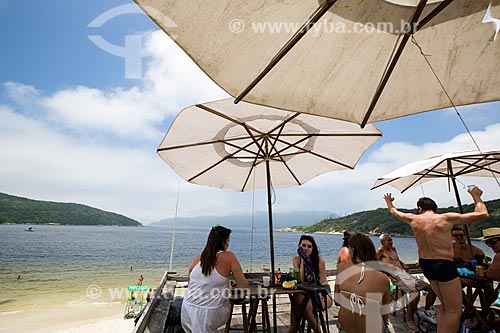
[384,193,413,224]
[445,186,489,224]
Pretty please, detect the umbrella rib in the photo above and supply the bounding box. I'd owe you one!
[195,104,265,135]
[266,113,301,162]
[450,156,500,177]
[241,156,260,192]
[196,103,270,159]
[361,0,428,128]
[187,139,262,182]
[416,0,455,31]
[234,0,339,103]
[275,132,382,137]
[157,135,263,152]
[267,138,303,186]
[268,112,301,136]
[400,165,448,193]
[272,134,355,170]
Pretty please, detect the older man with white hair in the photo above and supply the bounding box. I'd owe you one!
[376,233,436,331]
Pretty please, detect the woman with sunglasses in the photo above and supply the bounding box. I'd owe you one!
[290,235,332,332]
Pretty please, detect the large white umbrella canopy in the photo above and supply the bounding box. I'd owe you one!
[135,0,500,126]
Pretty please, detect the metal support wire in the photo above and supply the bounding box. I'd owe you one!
[250,172,256,272]
[168,178,181,272]
[411,35,500,189]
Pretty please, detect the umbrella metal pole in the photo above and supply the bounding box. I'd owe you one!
[264,141,278,333]
[449,166,474,259]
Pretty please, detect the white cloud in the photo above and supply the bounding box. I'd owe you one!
[5,31,228,142]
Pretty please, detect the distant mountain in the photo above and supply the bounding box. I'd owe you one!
[0,192,142,226]
[149,210,336,229]
[291,198,500,238]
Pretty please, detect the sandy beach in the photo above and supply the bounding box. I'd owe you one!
[0,301,134,333]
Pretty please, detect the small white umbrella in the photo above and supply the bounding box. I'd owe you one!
[372,148,500,255]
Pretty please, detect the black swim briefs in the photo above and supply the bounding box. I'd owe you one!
[419,258,459,282]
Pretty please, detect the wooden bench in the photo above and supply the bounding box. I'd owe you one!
[133,271,177,333]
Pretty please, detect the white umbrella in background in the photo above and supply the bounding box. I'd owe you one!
[156,98,381,331]
[134,0,500,127]
[372,148,500,256]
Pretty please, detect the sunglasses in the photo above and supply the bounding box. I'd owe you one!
[452,234,465,238]
[485,238,500,247]
[301,244,313,249]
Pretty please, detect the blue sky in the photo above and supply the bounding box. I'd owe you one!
[1,1,499,224]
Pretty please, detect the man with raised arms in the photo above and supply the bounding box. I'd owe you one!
[383,186,489,333]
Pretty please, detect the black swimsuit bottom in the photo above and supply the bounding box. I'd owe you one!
[419,258,459,282]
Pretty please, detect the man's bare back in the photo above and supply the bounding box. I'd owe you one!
[383,186,489,333]
[409,213,455,260]
[384,186,488,261]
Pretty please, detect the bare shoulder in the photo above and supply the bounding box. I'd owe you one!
[368,269,390,284]
[472,245,485,255]
[218,251,237,263]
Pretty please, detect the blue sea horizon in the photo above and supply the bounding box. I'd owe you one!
[0,224,492,312]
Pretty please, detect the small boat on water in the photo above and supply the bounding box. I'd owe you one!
[24,227,35,232]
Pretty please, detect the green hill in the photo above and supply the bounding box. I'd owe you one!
[291,198,500,238]
[0,192,142,226]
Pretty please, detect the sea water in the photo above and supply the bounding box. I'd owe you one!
[0,224,493,312]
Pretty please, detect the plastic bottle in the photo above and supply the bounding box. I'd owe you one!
[275,268,281,285]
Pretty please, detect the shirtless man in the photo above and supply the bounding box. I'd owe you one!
[377,234,436,331]
[384,186,489,333]
[452,227,485,262]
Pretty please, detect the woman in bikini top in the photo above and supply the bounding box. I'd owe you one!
[335,234,391,333]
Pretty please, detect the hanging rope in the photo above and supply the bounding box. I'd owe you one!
[411,35,500,188]
[419,180,426,197]
[168,178,181,272]
[410,35,483,151]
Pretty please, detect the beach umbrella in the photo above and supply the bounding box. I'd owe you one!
[371,148,500,256]
[156,98,381,330]
[134,0,500,127]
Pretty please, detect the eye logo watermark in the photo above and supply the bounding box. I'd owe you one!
[87,4,177,79]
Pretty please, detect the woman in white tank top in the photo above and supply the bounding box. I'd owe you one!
[181,226,249,333]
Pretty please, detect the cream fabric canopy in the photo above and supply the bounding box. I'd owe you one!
[135,0,500,126]
[371,148,500,193]
[157,99,382,294]
[157,99,382,192]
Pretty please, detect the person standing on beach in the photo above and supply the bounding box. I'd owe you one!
[383,186,489,333]
[181,225,248,333]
